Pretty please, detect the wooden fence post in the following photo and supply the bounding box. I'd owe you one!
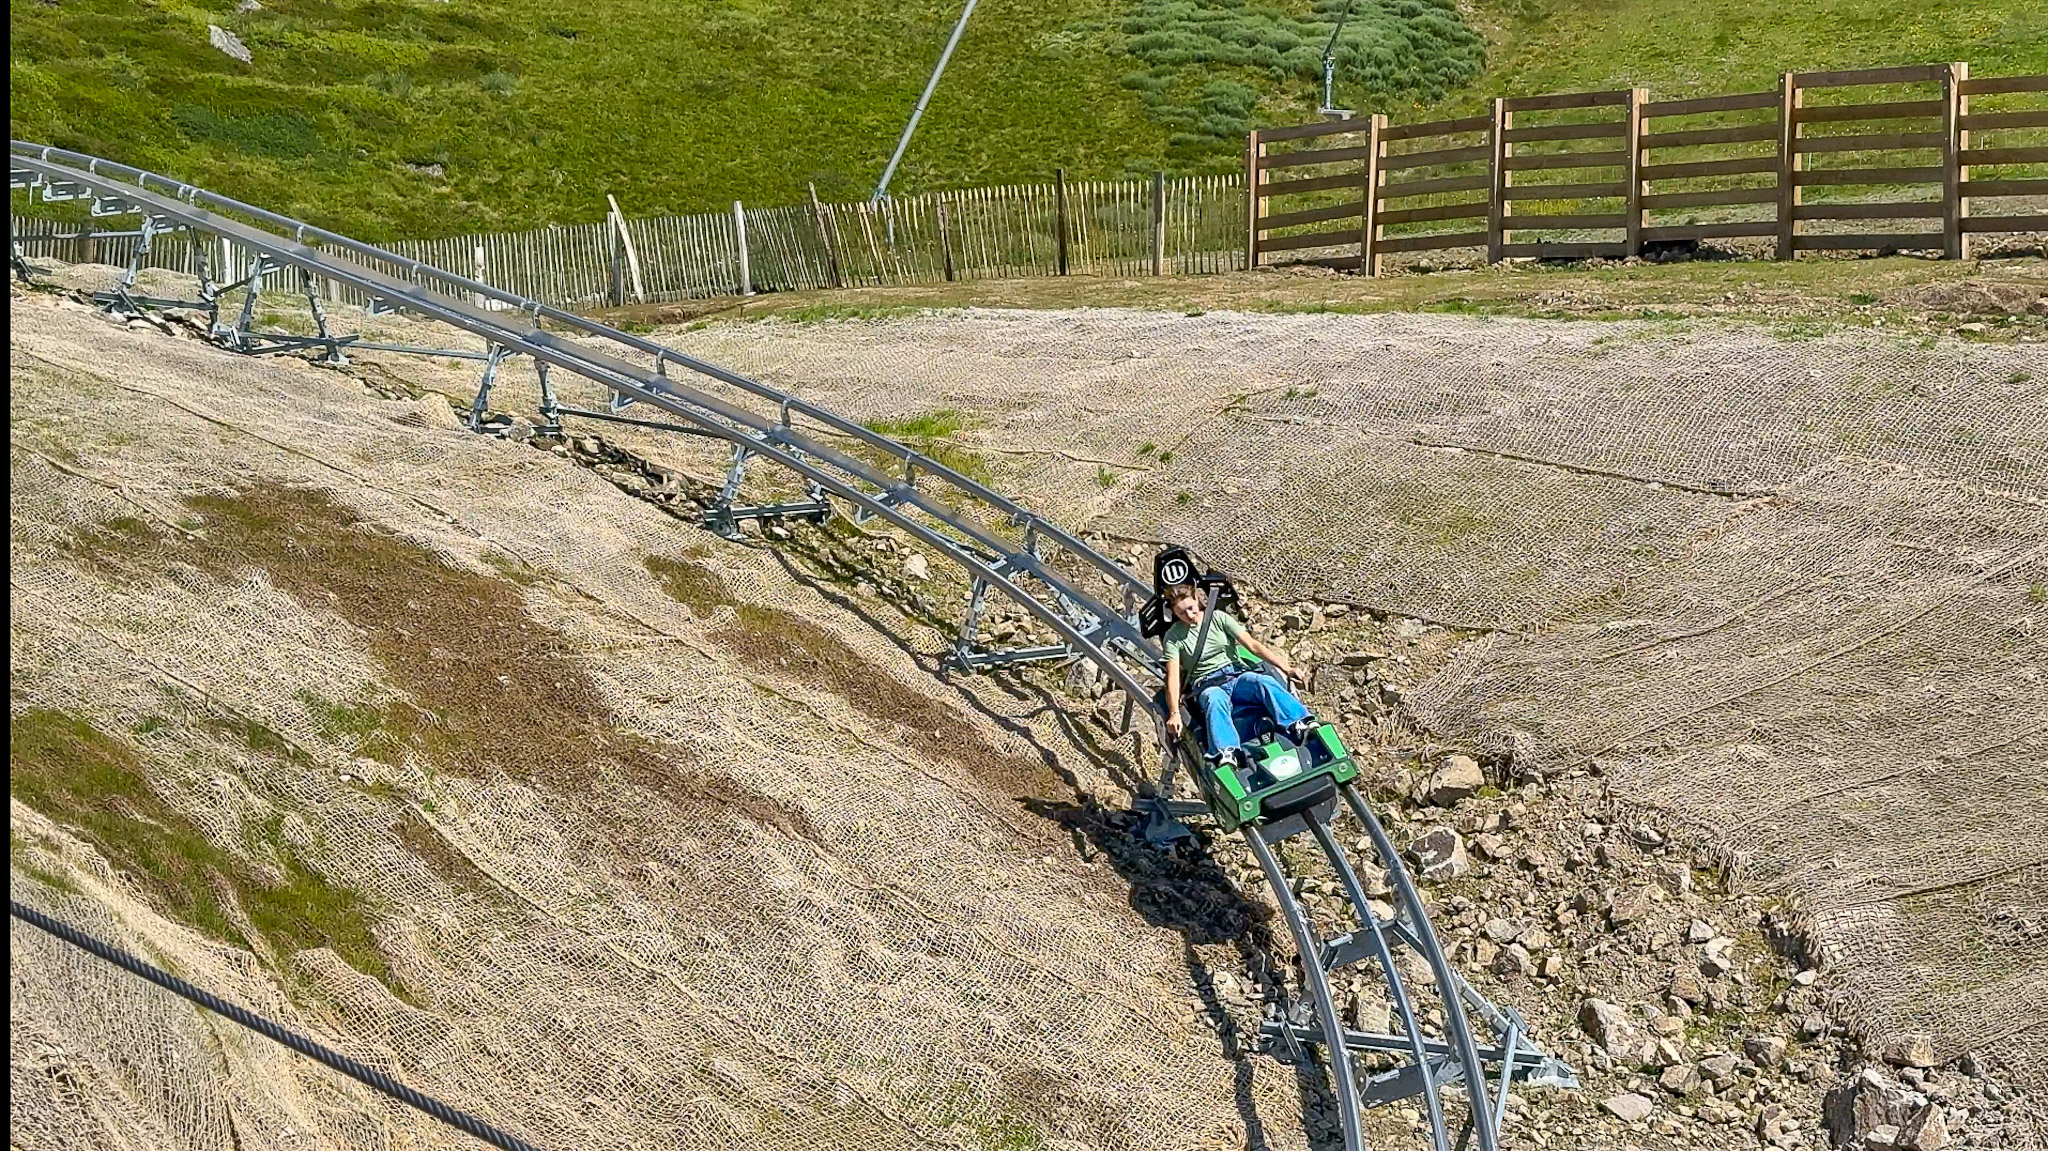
[1487,98,1509,263]
[938,198,956,282]
[607,210,626,306]
[732,200,753,296]
[474,243,487,308]
[1943,61,1969,261]
[606,194,646,303]
[1244,129,1263,270]
[1625,87,1647,258]
[1776,72,1800,261]
[1151,170,1167,276]
[1361,113,1384,276]
[1054,168,1070,275]
[808,183,843,289]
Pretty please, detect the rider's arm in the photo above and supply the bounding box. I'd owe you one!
[1237,628,1297,681]
[1164,654,1182,731]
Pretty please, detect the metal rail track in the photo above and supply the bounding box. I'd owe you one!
[11,141,1573,1151]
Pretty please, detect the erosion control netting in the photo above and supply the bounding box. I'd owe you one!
[649,304,2048,1139]
[9,288,1303,1151]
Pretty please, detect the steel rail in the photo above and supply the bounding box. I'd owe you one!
[1244,827,1366,1151]
[9,146,1166,716]
[1307,815,1454,1150]
[1343,782,1501,1151]
[9,142,1146,604]
[11,143,1572,1151]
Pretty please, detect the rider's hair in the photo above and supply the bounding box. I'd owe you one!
[1167,582,1201,604]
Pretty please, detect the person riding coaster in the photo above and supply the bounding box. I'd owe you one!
[1161,581,1319,782]
[1139,547,1362,833]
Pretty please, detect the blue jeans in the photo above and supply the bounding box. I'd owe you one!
[1197,671,1309,756]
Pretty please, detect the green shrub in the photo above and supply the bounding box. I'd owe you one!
[1082,0,1485,156]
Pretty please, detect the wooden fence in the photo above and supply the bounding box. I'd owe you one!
[1250,63,2047,272]
[13,173,1246,309]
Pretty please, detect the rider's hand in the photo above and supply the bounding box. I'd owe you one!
[1166,712,1184,739]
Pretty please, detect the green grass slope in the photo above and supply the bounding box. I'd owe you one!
[10,0,2042,238]
[1438,0,2047,114]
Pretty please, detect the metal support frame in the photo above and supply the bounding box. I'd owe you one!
[873,0,980,203]
[10,198,41,282]
[296,268,348,363]
[1240,785,1576,1151]
[9,141,1575,1151]
[534,361,562,435]
[702,443,832,539]
[468,344,510,430]
[220,252,268,348]
[946,523,1080,672]
[93,214,167,316]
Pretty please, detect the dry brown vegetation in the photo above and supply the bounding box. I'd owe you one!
[646,552,1067,803]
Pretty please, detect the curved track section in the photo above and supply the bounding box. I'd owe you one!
[11,141,1573,1151]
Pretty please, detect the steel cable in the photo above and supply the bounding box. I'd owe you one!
[9,900,543,1151]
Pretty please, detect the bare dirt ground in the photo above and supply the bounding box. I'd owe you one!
[636,286,2046,1146]
[10,255,2045,1151]
[608,253,2048,344]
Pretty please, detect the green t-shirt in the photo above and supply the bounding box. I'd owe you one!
[1165,610,1245,683]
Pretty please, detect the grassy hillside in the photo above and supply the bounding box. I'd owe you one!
[11,0,2043,239]
[1439,0,2047,115]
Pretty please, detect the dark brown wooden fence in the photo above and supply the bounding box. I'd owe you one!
[1249,63,2047,272]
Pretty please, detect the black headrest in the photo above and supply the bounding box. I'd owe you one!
[1139,545,1240,639]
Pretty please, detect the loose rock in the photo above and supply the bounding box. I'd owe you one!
[1883,1033,1938,1069]
[1746,1035,1789,1069]
[1602,1092,1655,1122]
[208,24,252,63]
[1425,754,1485,806]
[1408,827,1469,881]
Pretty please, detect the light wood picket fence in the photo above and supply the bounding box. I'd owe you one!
[14,173,1246,309]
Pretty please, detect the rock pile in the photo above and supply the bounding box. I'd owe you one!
[397,364,2045,1150]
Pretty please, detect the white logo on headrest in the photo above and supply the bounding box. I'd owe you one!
[1161,558,1190,585]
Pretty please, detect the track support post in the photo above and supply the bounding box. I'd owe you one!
[702,443,831,539]
[469,344,508,430]
[301,270,348,364]
[97,215,164,316]
[535,361,562,435]
[221,253,271,351]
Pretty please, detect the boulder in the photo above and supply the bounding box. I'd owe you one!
[207,23,253,63]
[1700,1053,1740,1085]
[1490,943,1532,978]
[1654,861,1693,895]
[1425,754,1485,806]
[1896,1104,1950,1151]
[1408,827,1469,881]
[1482,917,1521,944]
[1606,887,1653,927]
[1745,1035,1788,1069]
[1824,1068,1923,1148]
[1602,1093,1655,1123]
[1669,969,1706,1005]
[1577,999,1640,1055]
[1658,1063,1705,1097]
